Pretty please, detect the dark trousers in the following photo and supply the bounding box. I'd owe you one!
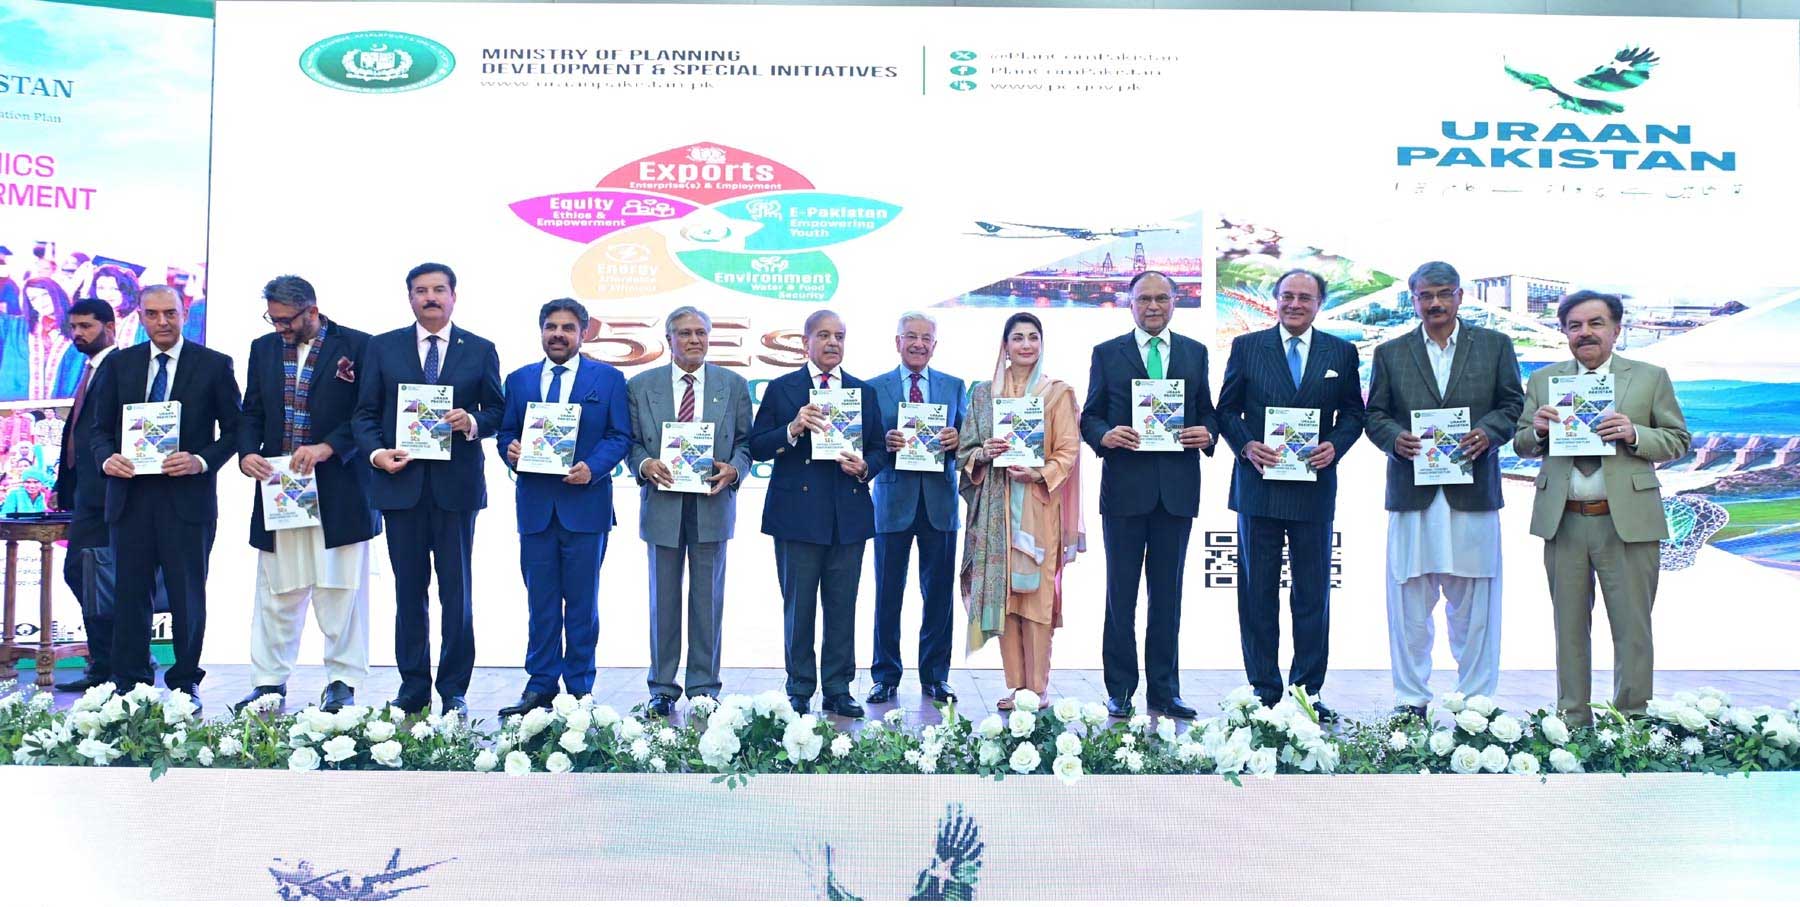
[1236,512,1333,704]
[63,512,110,680]
[871,499,955,686]
[775,537,864,699]
[519,513,604,696]
[1100,504,1192,703]
[385,491,477,703]
[109,482,213,690]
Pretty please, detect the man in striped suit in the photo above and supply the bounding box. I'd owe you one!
[1217,269,1365,719]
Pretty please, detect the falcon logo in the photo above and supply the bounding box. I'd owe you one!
[1504,46,1660,116]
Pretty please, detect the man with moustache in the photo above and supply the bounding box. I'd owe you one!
[495,299,631,717]
[1217,269,1364,719]
[627,306,753,716]
[1080,270,1219,719]
[747,310,887,717]
[352,263,504,717]
[233,275,379,714]
[870,311,965,706]
[1514,290,1689,725]
[1365,262,1525,718]
[88,285,241,708]
[52,298,119,692]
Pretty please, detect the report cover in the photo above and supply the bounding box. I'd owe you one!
[396,383,455,461]
[896,401,947,472]
[259,455,321,531]
[662,420,716,494]
[121,401,180,475]
[1549,372,1617,458]
[993,395,1045,468]
[519,401,581,475]
[1263,405,1320,482]
[1412,406,1475,486]
[1132,379,1185,452]
[809,387,862,460]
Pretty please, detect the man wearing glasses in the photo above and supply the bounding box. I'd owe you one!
[1364,261,1525,718]
[232,275,380,714]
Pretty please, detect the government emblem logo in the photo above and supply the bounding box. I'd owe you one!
[300,31,454,94]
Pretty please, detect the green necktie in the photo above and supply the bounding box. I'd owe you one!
[1146,336,1164,380]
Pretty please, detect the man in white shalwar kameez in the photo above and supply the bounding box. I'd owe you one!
[1364,262,1525,717]
[233,276,382,714]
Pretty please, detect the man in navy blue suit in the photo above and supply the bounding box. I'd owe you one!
[1218,268,1366,719]
[870,311,965,706]
[88,285,241,710]
[234,275,381,714]
[52,297,120,693]
[1080,271,1219,720]
[351,263,504,717]
[494,299,631,717]
[747,310,887,717]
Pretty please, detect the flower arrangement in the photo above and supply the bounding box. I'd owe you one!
[4,680,1799,787]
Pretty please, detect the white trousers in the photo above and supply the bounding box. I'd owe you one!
[250,546,371,688]
[1385,573,1500,707]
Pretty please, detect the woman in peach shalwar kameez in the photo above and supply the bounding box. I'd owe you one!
[958,313,1084,710]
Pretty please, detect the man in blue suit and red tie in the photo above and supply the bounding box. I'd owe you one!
[352,263,504,717]
[1217,268,1366,720]
[748,309,888,717]
[494,300,631,716]
[1080,271,1220,720]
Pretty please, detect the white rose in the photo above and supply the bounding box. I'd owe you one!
[1156,717,1177,743]
[1052,753,1083,785]
[545,752,573,774]
[473,750,498,772]
[76,738,123,766]
[322,735,358,763]
[558,729,588,754]
[977,740,1004,766]
[71,712,104,737]
[196,746,214,767]
[1223,685,1261,711]
[1055,731,1083,757]
[1053,699,1082,722]
[161,730,187,750]
[551,693,579,717]
[1674,707,1710,734]
[698,725,741,768]
[72,682,117,712]
[1455,710,1489,735]
[1300,741,1340,774]
[1548,748,1582,773]
[1009,741,1041,773]
[831,734,853,758]
[978,715,1004,739]
[619,717,645,740]
[591,704,623,728]
[564,709,592,734]
[218,736,243,757]
[1508,752,1541,775]
[1246,746,1278,778]
[753,690,789,718]
[629,738,652,761]
[781,720,823,764]
[124,683,158,705]
[1128,713,1151,732]
[1766,717,1800,749]
[1449,745,1481,774]
[519,709,554,741]
[1479,744,1509,773]
[161,689,199,724]
[1013,689,1041,713]
[1465,695,1497,717]
[1081,702,1110,725]
[98,697,127,725]
[1177,740,1207,764]
[1489,715,1523,744]
[288,746,321,771]
[370,740,403,768]
[1540,715,1572,746]
[331,705,369,732]
[364,720,395,743]
[1388,730,1411,751]
[1440,691,1466,713]
[686,696,717,716]
[1726,708,1758,735]
[504,750,533,775]
[884,709,905,726]
[1007,710,1036,738]
[1696,696,1724,719]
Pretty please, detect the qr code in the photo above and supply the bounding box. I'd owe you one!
[1202,529,1343,590]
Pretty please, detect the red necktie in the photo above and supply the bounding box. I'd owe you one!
[818,372,831,389]
[69,362,93,431]
[678,373,696,422]
[909,372,923,403]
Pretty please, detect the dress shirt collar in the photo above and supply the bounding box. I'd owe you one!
[1580,356,1613,375]
[149,336,185,362]
[806,360,844,385]
[415,322,453,346]
[87,344,115,367]
[1281,325,1315,349]
[542,357,577,377]
[904,365,931,383]
[1419,321,1460,351]
[1133,326,1173,351]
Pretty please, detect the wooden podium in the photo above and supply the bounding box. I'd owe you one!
[0,516,84,689]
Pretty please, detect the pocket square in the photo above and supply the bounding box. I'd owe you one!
[334,356,356,383]
[1323,369,1340,379]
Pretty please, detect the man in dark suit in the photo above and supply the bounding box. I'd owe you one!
[88,285,241,709]
[351,263,504,716]
[870,311,965,706]
[747,309,887,717]
[627,306,753,716]
[494,299,631,717]
[1218,269,1365,718]
[1366,262,1525,718]
[233,275,380,714]
[52,298,118,693]
[1080,270,1219,719]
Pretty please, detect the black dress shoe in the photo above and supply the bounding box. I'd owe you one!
[1149,697,1198,720]
[232,684,286,715]
[822,694,863,718]
[866,681,898,704]
[497,691,556,718]
[788,695,811,715]
[1312,701,1341,723]
[54,674,108,693]
[320,681,355,714]
[441,695,468,718]
[388,697,429,715]
[923,681,957,704]
[646,694,676,718]
[1106,696,1133,719]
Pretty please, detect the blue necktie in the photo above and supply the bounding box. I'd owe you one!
[150,352,171,403]
[1286,336,1303,389]
[547,364,567,403]
[423,335,441,383]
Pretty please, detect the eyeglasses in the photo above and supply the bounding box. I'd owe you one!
[1414,289,1461,305]
[1277,292,1319,305]
[262,308,314,328]
[1134,294,1173,305]
[900,332,935,344]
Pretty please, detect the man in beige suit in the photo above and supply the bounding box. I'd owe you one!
[1513,290,1690,725]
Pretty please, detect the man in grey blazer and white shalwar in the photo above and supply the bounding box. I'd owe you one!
[627,306,753,716]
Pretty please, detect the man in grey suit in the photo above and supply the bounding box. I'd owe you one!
[870,311,965,706]
[627,306,753,717]
[1364,261,1525,717]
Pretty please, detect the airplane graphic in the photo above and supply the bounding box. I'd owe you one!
[968,219,1186,240]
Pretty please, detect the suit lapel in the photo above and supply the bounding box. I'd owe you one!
[1441,321,1475,403]
[931,369,955,413]
[1294,332,1330,399]
[121,345,149,406]
[1405,330,1444,407]
[1116,334,1149,381]
[1609,356,1634,413]
[167,345,197,403]
[567,357,599,404]
[397,328,426,383]
[703,364,729,422]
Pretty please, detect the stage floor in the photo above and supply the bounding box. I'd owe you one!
[36,664,1800,725]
